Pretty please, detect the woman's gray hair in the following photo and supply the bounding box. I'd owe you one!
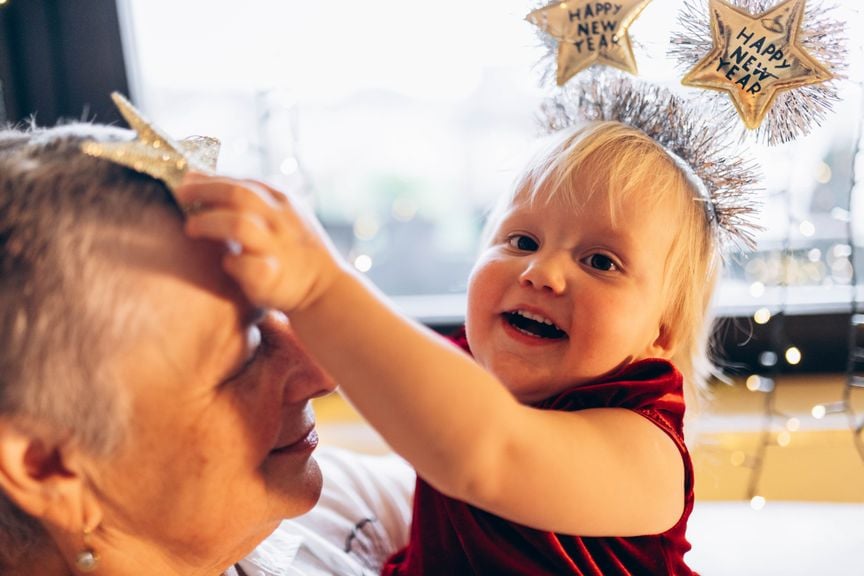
[0,122,181,564]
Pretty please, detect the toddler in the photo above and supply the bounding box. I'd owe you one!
[166,83,753,575]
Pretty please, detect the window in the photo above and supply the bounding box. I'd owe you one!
[119,0,863,323]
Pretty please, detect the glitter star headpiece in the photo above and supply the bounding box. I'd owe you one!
[525,0,653,85]
[542,74,762,249]
[81,92,219,193]
[670,0,846,145]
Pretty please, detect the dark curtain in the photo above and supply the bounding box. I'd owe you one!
[0,0,129,125]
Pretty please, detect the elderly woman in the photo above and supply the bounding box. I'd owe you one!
[0,123,412,575]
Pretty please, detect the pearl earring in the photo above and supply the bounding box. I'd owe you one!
[75,549,98,572]
[75,527,99,572]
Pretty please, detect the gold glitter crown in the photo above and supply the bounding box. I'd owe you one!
[543,74,762,250]
[81,92,219,192]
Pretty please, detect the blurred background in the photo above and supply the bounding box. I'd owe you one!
[1,1,862,573]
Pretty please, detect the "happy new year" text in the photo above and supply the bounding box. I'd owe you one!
[715,27,793,94]
[566,2,624,54]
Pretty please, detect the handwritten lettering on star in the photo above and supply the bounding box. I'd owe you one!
[563,3,622,55]
[717,27,789,95]
[526,0,653,85]
[682,0,831,130]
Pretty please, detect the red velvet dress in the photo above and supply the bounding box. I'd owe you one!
[381,329,696,576]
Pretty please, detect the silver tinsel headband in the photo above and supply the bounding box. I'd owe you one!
[542,74,762,250]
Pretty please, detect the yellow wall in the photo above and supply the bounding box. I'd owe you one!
[314,373,864,503]
[692,374,864,502]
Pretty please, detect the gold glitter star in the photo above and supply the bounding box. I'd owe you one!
[681,0,832,130]
[526,0,653,85]
[81,92,219,191]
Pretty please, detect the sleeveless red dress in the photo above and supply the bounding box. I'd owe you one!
[381,329,696,576]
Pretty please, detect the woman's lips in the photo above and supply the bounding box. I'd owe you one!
[270,428,319,456]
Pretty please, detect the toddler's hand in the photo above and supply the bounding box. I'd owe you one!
[175,172,342,312]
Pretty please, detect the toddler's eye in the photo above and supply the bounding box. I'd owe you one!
[585,254,618,272]
[507,234,539,252]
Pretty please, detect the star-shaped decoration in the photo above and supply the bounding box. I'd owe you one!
[681,0,832,130]
[81,92,219,192]
[526,0,653,85]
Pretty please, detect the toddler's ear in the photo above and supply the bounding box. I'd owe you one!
[649,323,676,359]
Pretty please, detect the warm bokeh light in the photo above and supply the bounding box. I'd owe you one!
[745,375,762,391]
[750,496,766,511]
[785,346,802,366]
[753,307,771,325]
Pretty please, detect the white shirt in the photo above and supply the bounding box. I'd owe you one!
[225,446,415,576]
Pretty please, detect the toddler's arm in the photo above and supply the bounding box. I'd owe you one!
[176,173,685,537]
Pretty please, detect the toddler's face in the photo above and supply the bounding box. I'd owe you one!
[465,185,680,402]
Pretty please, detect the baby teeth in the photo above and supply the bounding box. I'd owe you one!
[515,310,557,327]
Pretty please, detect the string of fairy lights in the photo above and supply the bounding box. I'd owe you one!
[736,87,864,507]
[810,88,864,461]
[736,177,797,511]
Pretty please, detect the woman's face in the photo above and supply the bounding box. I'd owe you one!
[84,213,336,567]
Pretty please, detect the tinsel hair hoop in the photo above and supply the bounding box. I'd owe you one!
[542,74,763,250]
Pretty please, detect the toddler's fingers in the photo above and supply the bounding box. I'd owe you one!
[221,252,281,305]
[249,179,293,206]
[182,171,217,182]
[252,180,331,237]
[185,210,272,254]
[177,174,277,215]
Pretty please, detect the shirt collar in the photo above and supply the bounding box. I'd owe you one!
[232,523,304,576]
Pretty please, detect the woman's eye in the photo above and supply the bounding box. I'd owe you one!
[507,234,539,252]
[224,325,263,384]
[586,254,618,272]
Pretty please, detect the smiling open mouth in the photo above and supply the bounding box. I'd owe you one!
[503,310,567,340]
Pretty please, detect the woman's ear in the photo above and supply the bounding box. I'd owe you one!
[0,421,100,533]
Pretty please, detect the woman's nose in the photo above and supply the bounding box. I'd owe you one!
[519,255,567,295]
[260,311,338,403]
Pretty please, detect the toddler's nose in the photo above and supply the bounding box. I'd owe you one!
[519,256,567,295]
